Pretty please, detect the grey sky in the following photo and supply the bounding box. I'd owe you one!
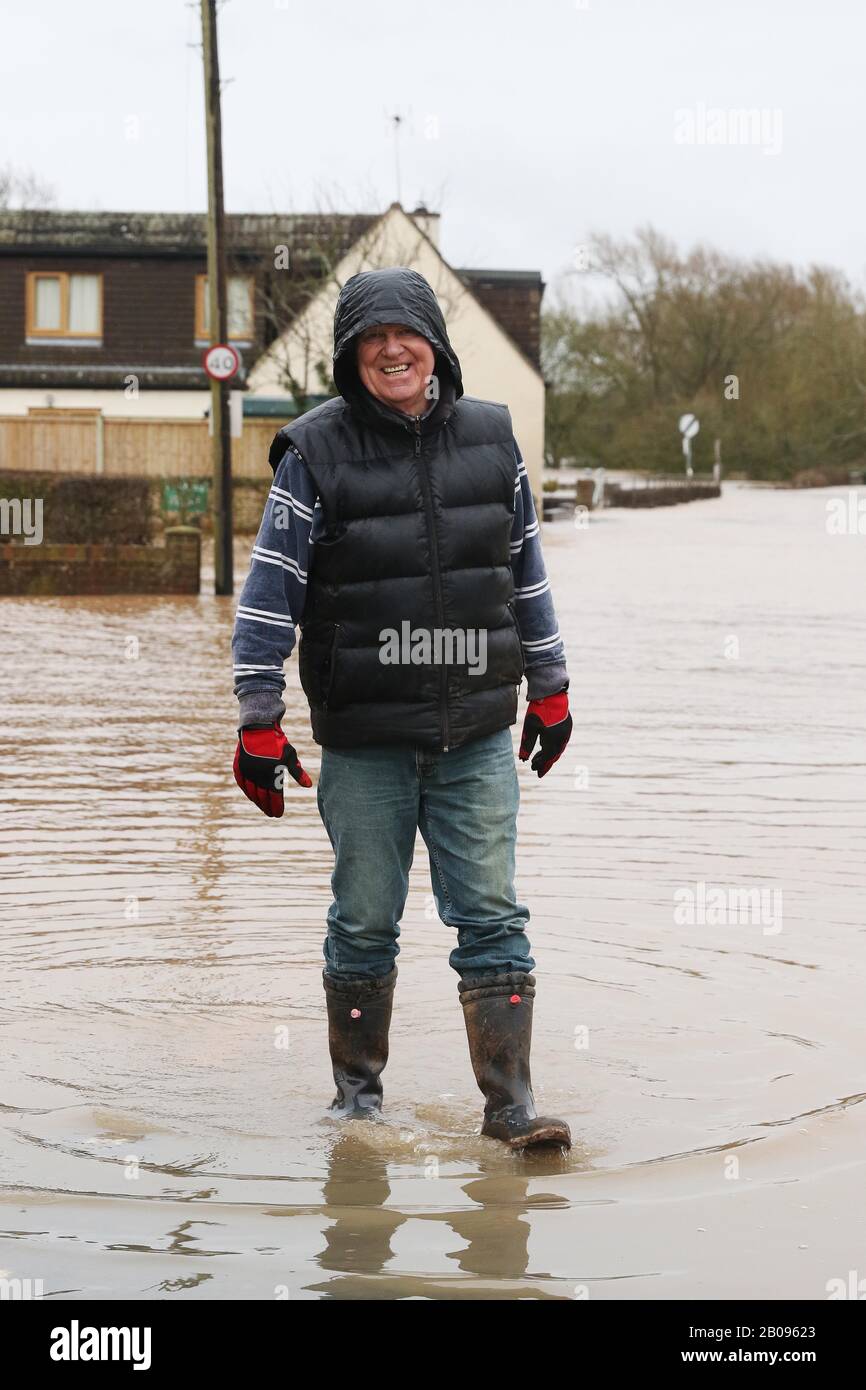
[4,0,865,300]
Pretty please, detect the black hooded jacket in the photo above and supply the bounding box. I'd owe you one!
[268,266,524,752]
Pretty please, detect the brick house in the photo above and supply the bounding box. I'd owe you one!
[0,204,546,491]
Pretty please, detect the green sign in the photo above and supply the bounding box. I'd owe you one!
[162,481,209,518]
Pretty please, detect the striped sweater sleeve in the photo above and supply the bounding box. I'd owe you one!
[510,439,570,701]
[231,442,317,728]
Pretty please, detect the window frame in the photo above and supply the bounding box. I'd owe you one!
[195,272,255,343]
[25,270,104,340]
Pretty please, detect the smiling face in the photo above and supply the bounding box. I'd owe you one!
[356,322,436,416]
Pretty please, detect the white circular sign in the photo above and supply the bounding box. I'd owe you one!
[203,344,240,381]
[678,412,700,439]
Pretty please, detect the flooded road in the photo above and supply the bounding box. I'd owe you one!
[1,481,864,1301]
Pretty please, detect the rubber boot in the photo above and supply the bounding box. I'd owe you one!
[322,966,397,1118]
[459,970,571,1150]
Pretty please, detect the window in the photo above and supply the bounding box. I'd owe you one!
[195,274,254,342]
[26,272,103,339]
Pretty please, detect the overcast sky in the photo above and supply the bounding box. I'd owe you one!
[4,0,865,301]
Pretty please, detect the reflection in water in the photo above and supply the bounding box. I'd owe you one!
[305,1131,572,1299]
[1,484,865,1299]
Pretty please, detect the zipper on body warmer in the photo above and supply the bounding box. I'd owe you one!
[413,414,450,752]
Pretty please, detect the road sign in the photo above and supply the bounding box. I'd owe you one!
[678,413,699,478]
[203,344,240,381]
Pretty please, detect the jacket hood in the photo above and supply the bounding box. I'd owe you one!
[332,267,464,420]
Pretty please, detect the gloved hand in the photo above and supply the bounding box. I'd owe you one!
[233,722,312,817]
[518,689,573,778]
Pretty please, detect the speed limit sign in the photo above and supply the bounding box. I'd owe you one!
[203,343,240,381]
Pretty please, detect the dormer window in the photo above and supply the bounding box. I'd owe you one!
[195,274,254,344]
[26,272,103,342]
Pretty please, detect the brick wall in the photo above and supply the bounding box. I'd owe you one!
[0,525,200,595]
[0,252,266,383]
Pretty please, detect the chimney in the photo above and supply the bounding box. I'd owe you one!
[410,204,440,247]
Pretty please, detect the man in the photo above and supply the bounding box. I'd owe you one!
[232,267,573,1150]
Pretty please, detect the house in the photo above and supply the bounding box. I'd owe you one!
[0,204,546,497]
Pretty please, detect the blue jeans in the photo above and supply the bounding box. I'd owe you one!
[316,727,535,983]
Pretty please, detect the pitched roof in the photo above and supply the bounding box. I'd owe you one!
[0,209,379,259]
[0,208,544,366]
[459,269,544,367]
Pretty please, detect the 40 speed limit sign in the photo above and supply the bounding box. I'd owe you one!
[202,343,240,381]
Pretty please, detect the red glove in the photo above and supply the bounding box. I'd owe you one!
[233,723,312,817]
[518,690,573,778]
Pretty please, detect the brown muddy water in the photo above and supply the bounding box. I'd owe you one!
[1,481,864,1301]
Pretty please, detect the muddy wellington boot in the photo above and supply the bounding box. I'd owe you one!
[459,971,571,1150]
[322,966,397,1118]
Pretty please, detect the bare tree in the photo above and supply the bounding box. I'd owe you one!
[544,225,866,478]
[0,164,56,210]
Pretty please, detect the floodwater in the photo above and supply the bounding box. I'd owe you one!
[1,481,864,1301]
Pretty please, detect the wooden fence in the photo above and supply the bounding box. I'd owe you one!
[0,412,282,480]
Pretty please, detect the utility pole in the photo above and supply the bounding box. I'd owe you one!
[201,0,233,595]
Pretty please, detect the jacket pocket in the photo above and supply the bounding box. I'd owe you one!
[322,623,342,709]
[507,601,526,678]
